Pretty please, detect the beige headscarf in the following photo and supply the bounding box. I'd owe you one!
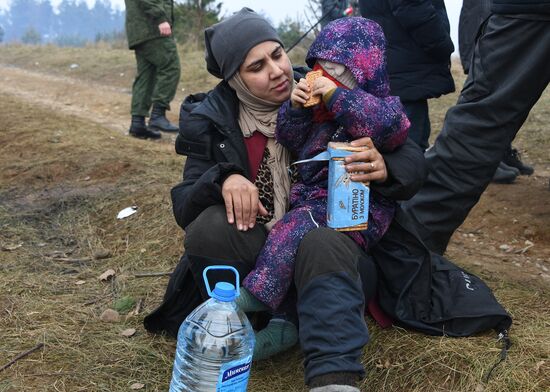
[228,73,291,229]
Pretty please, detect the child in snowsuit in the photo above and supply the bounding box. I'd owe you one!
[238,17,410,359]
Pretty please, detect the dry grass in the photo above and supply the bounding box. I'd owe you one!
[0,43,219,95]
[0,45,549,392]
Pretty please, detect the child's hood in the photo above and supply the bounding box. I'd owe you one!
[306,17,390,97]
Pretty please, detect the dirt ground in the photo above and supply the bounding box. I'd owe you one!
[0,55,548,392]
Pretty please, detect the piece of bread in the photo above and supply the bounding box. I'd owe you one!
[303,70,323,107]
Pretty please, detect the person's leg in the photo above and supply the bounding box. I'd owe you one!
[243,204,325,310]
[239,204,325,361]
[131,46,155,117]
[402,100,430,152]
[295,227,375,389]
[147,37,181,132]
[129,44,161,139]
[149,37,180,110]
[402,15,550,254]
[184,205,267,299]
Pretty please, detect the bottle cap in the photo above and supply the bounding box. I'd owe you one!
[211,282,237,302]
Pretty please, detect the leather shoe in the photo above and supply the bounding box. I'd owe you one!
[149,104,179,133]
[492,162,517,184]
[129,115,161,139]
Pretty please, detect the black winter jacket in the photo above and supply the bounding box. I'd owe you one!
[359,0,455,102]
[492,0,550,14]
[171,81,427,230]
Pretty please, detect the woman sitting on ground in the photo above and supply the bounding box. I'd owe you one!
[145,8,511,392]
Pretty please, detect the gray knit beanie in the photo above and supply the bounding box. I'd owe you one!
[204,8,284,80]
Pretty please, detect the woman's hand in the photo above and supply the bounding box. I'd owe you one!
[291,78,310,108]
[222,174,268,231]
[344,137,388,183]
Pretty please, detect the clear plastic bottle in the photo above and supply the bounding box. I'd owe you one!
[169,266,255,392]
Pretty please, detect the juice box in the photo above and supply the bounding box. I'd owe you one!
[326,142,369,231]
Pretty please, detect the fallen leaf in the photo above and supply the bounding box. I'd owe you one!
[2,242,23,251]
[130,383,144,390]
[99,269,116,281]
[93,249,112,260]
[75,280,86,285]
[121,328,136,337]
[100,309,120,323]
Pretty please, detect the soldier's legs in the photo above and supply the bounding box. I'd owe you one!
[130,46,156,117]
[147,37,180,110]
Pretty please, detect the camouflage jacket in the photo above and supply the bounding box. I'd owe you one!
[124,0,174,49]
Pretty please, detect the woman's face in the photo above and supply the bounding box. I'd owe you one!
[239,41,293,103]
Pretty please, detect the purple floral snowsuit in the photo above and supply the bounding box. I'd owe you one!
[243,17,410,310]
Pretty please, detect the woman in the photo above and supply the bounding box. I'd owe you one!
[144,8,511,392]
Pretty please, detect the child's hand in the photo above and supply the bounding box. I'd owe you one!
[312,76,337,98]
[291,78,311,108]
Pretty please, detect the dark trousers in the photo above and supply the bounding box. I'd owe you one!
[131,37,181,117]
[184,205,377,384]
[402,15,550,254]
[402,100,431,152]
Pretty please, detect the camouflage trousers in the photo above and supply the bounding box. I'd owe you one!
[131,37,181,117]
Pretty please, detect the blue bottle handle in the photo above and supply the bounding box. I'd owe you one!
[202,266,240,298]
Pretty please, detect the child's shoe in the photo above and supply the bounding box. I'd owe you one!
[253,318,298,361]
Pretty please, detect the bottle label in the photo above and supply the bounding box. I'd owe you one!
[217,355,253,391]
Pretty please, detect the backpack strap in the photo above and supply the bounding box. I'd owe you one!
[483,329,512,383]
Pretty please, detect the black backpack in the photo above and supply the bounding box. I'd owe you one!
[373,209,512,337]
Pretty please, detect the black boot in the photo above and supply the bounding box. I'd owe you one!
[148,104,179,133]
[492,162,518,184]
[503,146,534,175]
[129,115,161,139]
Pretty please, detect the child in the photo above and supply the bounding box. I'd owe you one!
[237,17,410,360]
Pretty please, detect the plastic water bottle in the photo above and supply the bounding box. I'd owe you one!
[169,266,255,392]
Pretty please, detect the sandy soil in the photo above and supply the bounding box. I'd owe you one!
[0,65,179,143]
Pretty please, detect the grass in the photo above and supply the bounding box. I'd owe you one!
[0,43,219,95]
[0,43,549,391]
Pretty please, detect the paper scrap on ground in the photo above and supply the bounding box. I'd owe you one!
[117,206,138,220]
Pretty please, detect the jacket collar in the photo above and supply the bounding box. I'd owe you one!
[193,81,241,136]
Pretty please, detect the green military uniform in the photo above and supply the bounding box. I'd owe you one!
[125,0,180,117]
